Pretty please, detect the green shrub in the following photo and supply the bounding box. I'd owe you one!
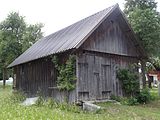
[117,69,139,97]
[127,97,139,105]
[111,88,152,105]
[110,94,121,102]
[119,97,129,105]
[136,88,151,104]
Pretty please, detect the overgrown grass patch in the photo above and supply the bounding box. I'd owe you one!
[1,86,160,120]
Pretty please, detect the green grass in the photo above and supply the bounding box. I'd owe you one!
[1,85,160,120]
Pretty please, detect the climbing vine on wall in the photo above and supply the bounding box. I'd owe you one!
[51,55,76,91]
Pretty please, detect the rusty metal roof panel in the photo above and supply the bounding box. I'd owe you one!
[8,4,118,67]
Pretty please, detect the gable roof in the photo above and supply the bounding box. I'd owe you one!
[8,4,146,68]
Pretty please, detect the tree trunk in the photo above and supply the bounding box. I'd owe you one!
[158,82,160,96]
[147,74,152,88]
[141,60,146,88]
[3,67,7,89]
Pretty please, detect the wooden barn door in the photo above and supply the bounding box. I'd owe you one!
[78,53,112,100]
[91,56,102,100]
[92,55,112,100]
[101,64,112,99]
[78,63,89,100]
[93,72,101,99]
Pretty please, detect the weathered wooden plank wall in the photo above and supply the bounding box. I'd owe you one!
[14,57,54,97]
[14,51,77,102]
[77,51,138,101]
[81,11,140,58]
[76,12,140,101]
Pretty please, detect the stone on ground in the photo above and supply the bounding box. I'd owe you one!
[83,102,101,111]
[21,97,39,106]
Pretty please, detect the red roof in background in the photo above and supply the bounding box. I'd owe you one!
[148,70,160,80]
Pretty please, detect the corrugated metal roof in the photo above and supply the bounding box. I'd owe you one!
[8,4,119,67]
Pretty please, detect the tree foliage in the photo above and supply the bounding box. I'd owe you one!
[0,12,26,67]
[124,0,157,14]
[22,24,43,52]
[124,0,160,56]
[0,12,43,86]
[150,57,160,70]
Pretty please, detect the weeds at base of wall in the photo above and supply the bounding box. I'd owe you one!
[7,89,83,113]
[34,95,105,114]
[9,90,26,103]
[111,88,152,106]
[34,97,82,113]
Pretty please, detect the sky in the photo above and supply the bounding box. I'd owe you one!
[0,0,160,36]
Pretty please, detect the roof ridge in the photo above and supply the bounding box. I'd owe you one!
[42,4,118,40]
[8,4,120,68]
[74,4,119,48]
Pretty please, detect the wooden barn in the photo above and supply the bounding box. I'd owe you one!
[8,4,146,102]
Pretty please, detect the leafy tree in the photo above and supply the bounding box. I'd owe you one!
[0,12,43,88]
[124,0,160,87]
[124,0,160,56]
[124,0,157,14]
[22,24,43,52]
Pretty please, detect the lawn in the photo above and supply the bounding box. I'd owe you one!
[0,85,160,120]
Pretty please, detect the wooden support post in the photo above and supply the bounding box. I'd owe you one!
[141,60,146,88]
[3,67,7,89]
[13,74,16,90]
[148,75,152,88]
[158,81,160,96]
[76,54,79,102]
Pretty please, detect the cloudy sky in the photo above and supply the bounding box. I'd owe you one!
[0,0,160,36]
